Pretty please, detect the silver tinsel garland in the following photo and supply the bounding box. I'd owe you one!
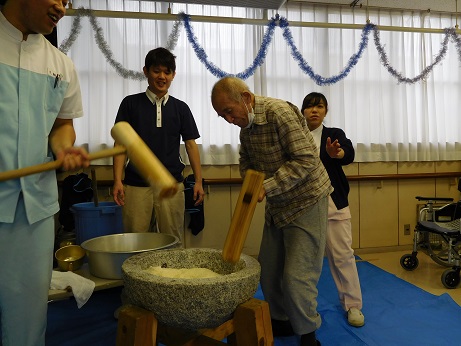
[166,19,183,51]
[373,26,451,84]
[59,7,183,80]
[58,11,82,54]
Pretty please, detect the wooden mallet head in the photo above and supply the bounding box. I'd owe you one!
[111,121,178,199]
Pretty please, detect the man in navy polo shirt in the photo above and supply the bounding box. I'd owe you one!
[113,47,204,246]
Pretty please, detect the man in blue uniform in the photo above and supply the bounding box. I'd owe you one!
[0,1,89,345]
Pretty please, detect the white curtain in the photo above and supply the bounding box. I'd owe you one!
[59,1,461,164]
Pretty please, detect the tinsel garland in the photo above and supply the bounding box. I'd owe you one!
[179,12,226,78]
[448,28,461,63]
[59,7,183,80]
[165,18,183,51]
[237,15,277,79]
[373,26,450,84]
[59,7,461,84]
[181,12,278,79]
[88,12,145,80]
[280,17,375,86]
[59,11,82,54]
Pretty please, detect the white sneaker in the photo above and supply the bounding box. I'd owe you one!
[347,307,365,327]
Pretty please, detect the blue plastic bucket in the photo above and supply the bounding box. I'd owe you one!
[70,202,124,245]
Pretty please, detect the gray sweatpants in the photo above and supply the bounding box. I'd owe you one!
[258,195,328,335]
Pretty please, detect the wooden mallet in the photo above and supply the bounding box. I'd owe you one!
[0,121,178,199]
[222,169,265,263]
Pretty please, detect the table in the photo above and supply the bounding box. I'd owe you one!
[48,263,123,302]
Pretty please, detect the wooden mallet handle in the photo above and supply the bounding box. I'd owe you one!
[222,169,265,263]
[111,121,178,199]
[0,146,126,182]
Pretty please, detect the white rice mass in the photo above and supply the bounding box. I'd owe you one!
[144,266,222,279]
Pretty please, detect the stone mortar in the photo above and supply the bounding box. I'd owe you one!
[121,247,261,330]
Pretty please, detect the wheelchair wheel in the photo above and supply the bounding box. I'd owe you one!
[400,254,419,271]
[424,233,460,267]
[441,268,460,289]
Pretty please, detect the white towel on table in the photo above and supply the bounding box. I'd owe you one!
[50,271,96,308]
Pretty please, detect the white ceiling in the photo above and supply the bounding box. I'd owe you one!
[160,0,458,13]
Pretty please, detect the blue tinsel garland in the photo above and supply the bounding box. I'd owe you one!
[280,17,375,86]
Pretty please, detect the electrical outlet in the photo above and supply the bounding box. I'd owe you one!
[404,224,411,235]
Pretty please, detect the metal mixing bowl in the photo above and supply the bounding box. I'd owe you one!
[55,245,86,272]
[80,233,179,279]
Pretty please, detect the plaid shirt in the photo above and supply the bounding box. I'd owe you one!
[239,95,333,228]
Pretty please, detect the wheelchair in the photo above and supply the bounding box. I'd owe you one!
[400,196,461,289]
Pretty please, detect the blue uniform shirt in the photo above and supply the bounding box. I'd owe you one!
[0,12,83,224]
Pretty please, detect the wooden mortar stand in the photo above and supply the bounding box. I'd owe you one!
[116,298,273,346]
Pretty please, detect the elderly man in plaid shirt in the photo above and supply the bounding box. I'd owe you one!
[211,76,332,346]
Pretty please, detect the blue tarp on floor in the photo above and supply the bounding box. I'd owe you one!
[46,257,461,346]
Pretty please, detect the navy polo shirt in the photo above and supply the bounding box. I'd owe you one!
[115,92,200,186]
